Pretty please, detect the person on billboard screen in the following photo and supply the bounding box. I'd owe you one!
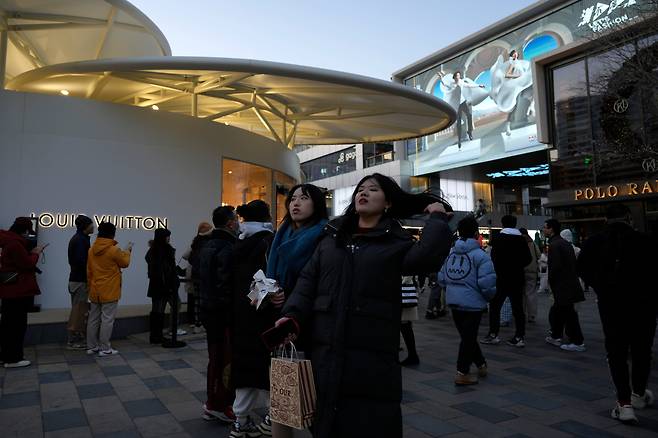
[437,71,487,148]
[489,49,534,136]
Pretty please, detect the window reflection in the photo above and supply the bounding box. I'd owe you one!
[222,158,272,210]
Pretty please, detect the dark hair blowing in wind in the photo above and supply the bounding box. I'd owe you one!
[340,173,452,233]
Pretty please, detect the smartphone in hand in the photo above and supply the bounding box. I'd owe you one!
[261,319,297,351]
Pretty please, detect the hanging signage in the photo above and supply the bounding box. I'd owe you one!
[30,212,168,230]
[574,179,658,201]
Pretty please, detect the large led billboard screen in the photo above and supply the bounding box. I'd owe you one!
[404,0,648,175]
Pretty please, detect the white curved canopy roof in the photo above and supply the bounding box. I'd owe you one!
[7,57,456,146]
[0,0,170,82]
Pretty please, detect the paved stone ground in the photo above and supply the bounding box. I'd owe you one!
[1,291,657,437]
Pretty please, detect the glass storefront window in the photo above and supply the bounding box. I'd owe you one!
[363,143,394,168]
[274,171,297,227]
[550,59,595,190]
[300,146,357,182]
[222,158,272,212]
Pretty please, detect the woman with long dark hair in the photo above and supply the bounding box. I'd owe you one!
[145,228,180,344]
[266,183,328,438]
[276,173,453,438]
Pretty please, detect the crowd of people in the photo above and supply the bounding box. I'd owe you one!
[0,174,655,435]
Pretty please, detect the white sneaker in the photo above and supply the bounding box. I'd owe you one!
[560,343,586,352]
[632,389,654,409]
[202,404,235,424]
[98,349,119,357]
[86,347,100,355]
[611,403,638,424]
[169,328,187,336]
[545,336,562,347]
[4,360,31,368]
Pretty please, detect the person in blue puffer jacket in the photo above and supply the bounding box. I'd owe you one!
[439,216,496,386]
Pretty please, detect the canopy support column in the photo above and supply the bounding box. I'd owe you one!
[0,17,7,89]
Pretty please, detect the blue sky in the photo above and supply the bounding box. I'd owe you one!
[131,0,537,80]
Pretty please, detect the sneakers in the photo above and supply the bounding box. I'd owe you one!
[4,359,31,368]
[98,349,119,357]
[86,347,100,355]
[202,404,235,423]
[545,336,562,347]
[632,389,654,409]
[169,328,187,336]
[611,403,638,424]
[229,419,262,438]
[506,337,525,348]
[454,372,478,386]
[257,414,272,436]
[480,334,501,345]
[477,363,488,378]
[67,342,87,350]
[560,343,586,352]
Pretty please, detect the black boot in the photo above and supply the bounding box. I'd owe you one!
[149,312,164,344]
[400,321,420,366]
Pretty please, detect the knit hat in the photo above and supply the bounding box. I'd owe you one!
[154,228,171,242]
[74,215,93,231]
[236,200,271,222]
[197,222,213,236]
[559,229,573,243]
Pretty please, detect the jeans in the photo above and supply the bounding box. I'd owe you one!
[488,283,525,338]
[0,297,32,363]
[598,298,656,402]
[452,309,486,374]
[549,303,584,345]
[87,301,118,351]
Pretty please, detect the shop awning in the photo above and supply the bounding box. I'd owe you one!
[0,0,171,81]
[6,57,456,147]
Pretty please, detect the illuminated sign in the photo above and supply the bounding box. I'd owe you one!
[574,180,658,200]
[30,212,168,230]
[487,164,549,178]
[337,149,357,163]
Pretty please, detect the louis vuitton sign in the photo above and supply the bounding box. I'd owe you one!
[575,180,658,201]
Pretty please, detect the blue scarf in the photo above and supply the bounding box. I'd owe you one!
[266,219,328,294]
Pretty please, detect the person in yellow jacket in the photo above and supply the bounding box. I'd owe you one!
[86,222,132,356]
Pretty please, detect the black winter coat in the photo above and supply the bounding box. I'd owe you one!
[145,245,179,299]
[578,222,655,312]
[547,235,584,305]
[490,232,532,292]
[198,229,236,323]
[282,213,451,438]
[230,230,275,390]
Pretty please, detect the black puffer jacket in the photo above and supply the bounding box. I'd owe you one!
[490,231,531,292]
[282,213,451,438]
[198,228,236,323]
[230,230,275,390]
[145,245,179,299]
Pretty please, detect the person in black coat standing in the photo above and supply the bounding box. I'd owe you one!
[275,173,453,438]
[543,219,586,352]
[578,204,656,424]
[229,200,276,437]
[198,206,239,423]
[66,215,94,349]
[481,215,531,347]
[145,228,180,344]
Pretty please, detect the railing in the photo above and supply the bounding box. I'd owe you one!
[364,151,394,168]
[495,202,552,217]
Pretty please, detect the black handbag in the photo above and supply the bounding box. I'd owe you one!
[0,271,19,285]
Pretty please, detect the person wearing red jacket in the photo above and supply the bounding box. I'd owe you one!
[0,217,46,368]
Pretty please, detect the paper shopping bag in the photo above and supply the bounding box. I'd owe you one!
[270,354,316,429]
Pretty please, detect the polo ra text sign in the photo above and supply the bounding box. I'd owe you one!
[30,212,168,230]
[574,180,658,201]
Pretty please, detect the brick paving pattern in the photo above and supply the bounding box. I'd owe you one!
[1,291,657,437]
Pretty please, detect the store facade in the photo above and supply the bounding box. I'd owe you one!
[393,0,657,239]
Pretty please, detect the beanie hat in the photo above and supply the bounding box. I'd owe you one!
[236,200,271,222]
[97,222,116,239]
[154,228,171,242]
[197,222,213,236]
[559,229,573,243]
[74,215,93,231]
